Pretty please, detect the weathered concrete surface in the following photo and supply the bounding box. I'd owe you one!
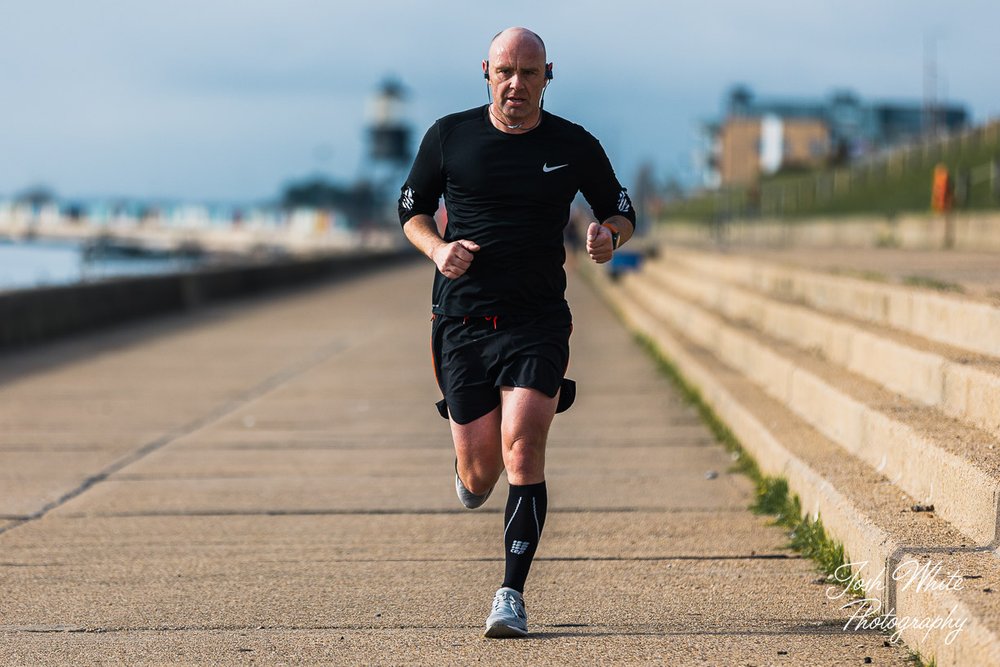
[643,256,1000,439]
[599,245,1000,666]
[661,243,1000,358]
[654,212,1000,254]
[737,246,1000,301]
[624,264,1000,545]
[0,261,911,665]
[0,628,903,667]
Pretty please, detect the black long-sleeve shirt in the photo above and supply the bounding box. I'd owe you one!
[399,105,635,317]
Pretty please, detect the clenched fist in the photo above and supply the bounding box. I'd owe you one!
[586,222,613,264]
[432,239,480,279]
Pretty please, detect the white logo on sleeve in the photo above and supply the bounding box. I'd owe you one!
[400,186,415,210]
[542,163,569,173]
[617,189,632,213]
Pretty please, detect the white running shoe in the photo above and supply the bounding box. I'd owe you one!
[455,459,493,509]
[484,587,528,638]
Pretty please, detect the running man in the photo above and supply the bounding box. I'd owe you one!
[398,27,635,638]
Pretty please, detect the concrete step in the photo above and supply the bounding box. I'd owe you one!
[642,255,1000,440]
[623,266,1000,546]
[662,245,1000,359]
[588,265,1000,666]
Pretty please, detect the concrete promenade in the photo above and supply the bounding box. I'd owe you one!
[0,261,911,665]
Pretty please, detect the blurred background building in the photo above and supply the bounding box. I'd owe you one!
[699,85,970,188]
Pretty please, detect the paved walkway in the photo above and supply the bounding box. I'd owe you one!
[0,261,911,665]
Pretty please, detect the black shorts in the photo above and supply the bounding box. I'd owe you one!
[430,310,576,425]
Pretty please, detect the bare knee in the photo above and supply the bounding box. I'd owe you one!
[503,435,545,484]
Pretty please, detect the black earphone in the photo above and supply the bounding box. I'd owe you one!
[483,62,554,80]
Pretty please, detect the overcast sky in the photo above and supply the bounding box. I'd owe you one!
[2,0,997,203]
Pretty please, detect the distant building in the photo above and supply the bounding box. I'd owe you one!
[700,85,969,187]
[719,115,830,186]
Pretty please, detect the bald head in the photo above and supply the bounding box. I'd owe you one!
[489,27,546,62]
[483,26,551,131]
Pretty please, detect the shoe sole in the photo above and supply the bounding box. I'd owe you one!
[484,621,528,638]
[457,480,493,509]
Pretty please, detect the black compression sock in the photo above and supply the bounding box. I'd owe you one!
[502,481,547,593]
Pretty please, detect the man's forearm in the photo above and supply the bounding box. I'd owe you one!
[403,215,480,280]
[402,215,446,260]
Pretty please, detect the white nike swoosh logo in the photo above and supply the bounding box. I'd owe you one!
[542,163,569,173]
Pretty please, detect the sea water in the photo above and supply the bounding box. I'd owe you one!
[0,239,203,292]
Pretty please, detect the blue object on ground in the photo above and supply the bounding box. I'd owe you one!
[608,249,643,275]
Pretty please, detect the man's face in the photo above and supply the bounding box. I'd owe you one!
[484,35,549,123]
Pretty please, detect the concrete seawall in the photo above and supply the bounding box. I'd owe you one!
[0,250,417,349]
[593,242,1000,665]
[658,212,1000,251]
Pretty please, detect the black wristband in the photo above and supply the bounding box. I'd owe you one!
[602,222,621,250]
